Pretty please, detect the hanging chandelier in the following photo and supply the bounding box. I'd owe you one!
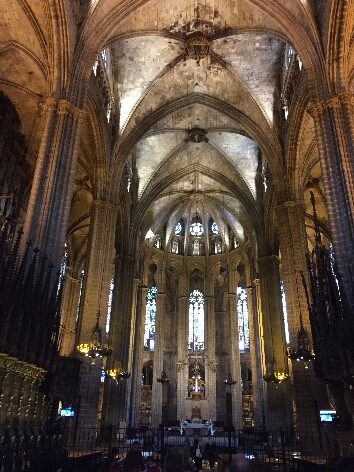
[76,312,113,362]
[223,372,237,386]
[186,31,210,63]
[288,313,315,368]
[157,370,170,384]
[106,363,130,383]
[263,357,289,386]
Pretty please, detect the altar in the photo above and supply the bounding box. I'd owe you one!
[180,407,214,436]
[180,421,212,436]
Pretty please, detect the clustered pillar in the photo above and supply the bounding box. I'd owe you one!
[103,254,137,426]
[258,255,292,430]
[75,200,117,431]
[276,201,329,435]
[22,98,85,269]
[309,92,354,310]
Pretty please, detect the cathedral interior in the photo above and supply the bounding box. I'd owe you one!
[0,0,354,469]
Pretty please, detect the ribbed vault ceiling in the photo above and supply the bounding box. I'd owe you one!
[110,25,282,242]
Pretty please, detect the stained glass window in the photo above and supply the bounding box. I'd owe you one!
[214,240,222,254]
[237,286,249,351]
[154,235,161,249]
[211,222,219,234]
[92,57,99,75]
[280,281,290,344]
[106,278,114,334]
[175,222,182,235]
[101,49,108,68]
[188,289,204,351]
[144,286,157,351]
[57,243,68,295]
[190,222,203,236]
[329,244,341,296]
[285,45,294,69]
[172,240,179,254]
[76,268,85,322]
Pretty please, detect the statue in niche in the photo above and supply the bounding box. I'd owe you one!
[191,406,202,420]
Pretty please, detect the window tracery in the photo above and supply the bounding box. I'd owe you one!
[237,286,249,351]
[280,280,290,344]
[76,267,85,322]
[175,222,182,235]
[192,239,200,256]
[188,289,204,351]
[211,221,219,234]
[145,286,157,351]
[57,243,68,295]
[172,240,179,254]
[215,240,222,254]
[106,278,114,333]
[190,222,203,236]
[154,235,161,249]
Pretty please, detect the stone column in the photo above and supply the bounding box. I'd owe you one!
[128,286,147,427]
[177,275,188,421]
[103,254,137,425]
[0,368,9,429]
[119,277,140,427]
[60,270,81,356]
[76,199,117,431]
[309,92,354,309]
[246,284,265,428]
[228,279,242,429]
[151,291,166,428]
[205,295,216,420]
[257,255,292,430]
[275,201,329,434]
[22,98,85,269]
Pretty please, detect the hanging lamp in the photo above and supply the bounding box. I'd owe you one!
[76,311,113,363]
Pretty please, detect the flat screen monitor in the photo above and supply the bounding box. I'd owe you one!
[60,407,75,417]
[319,410,336,422]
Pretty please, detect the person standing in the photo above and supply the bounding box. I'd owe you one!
[191,439,203,471]
[124,441,145,472]
[204,438,218,469]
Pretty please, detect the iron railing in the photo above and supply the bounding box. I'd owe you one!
[0,425,351,471]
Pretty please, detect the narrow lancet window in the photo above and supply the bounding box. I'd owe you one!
[106,278,114,333]
[280,281,290,344]
[188,289,204,351]
[144,286,157,351]
[237,286,249,351]
[76,268,85,322]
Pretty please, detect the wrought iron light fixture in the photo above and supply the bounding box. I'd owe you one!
[223,372,237,386]
[76,312,113,362]
[106,363,130,383]
[263,357,289,386]
[287,312,315,368]
[186,31,210,63]
[157,370,170,384]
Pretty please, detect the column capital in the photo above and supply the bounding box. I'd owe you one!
[37,97,86,121]
[258,254,279,264]
[275,200,305,212]
[308,91,354,117]
[37,97,57,113]
[91,198,119,212]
